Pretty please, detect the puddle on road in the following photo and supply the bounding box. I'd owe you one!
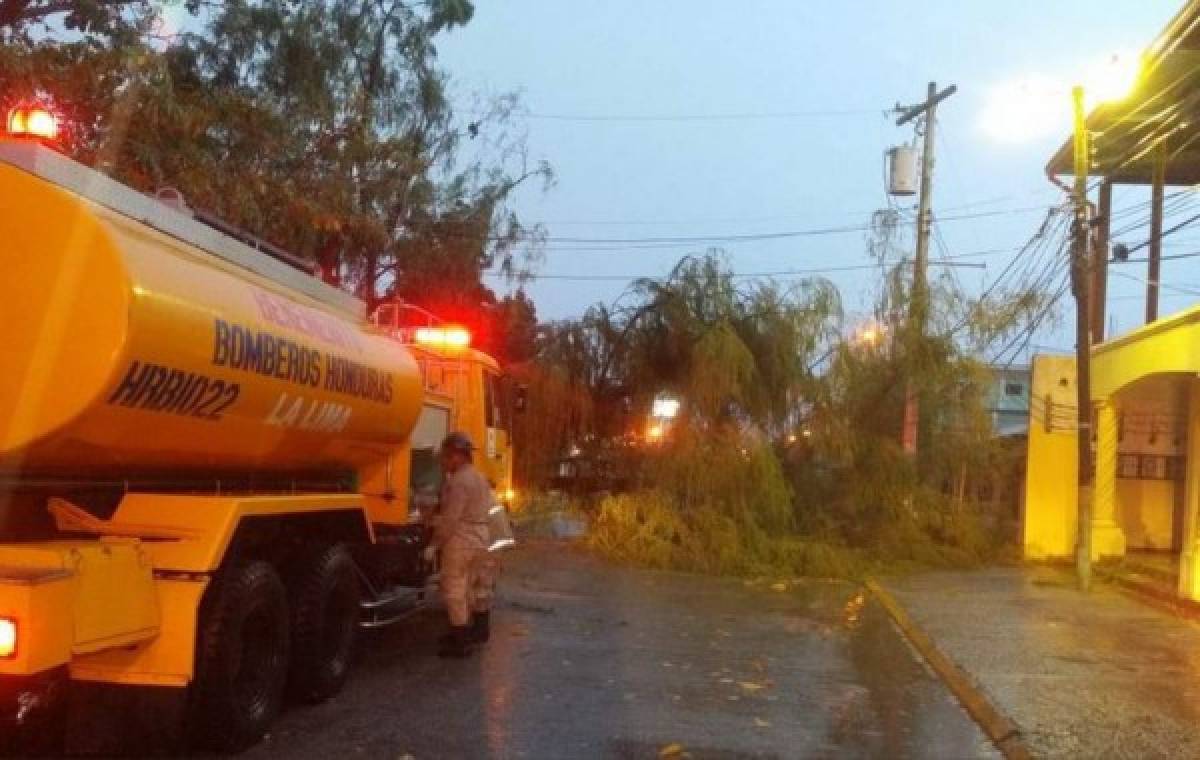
[837,593,998,758]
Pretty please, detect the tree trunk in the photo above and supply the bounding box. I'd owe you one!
[0,0,33,28]
[361,249,379,314]
[316,238,341,287]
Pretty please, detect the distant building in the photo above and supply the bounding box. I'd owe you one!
[986,364,1031,437]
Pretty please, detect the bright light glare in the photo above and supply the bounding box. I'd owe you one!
[6,106,58,140]
[853,323,886,347]
[979,52,1143,144]
[979,75,1070,144]
[413,325,470,347]
[489,538,516,552]
[651,397,680,419]
[1086,52,1142,104]
[0,618,16,658]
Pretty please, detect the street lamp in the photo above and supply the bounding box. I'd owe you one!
[975,52,1144,591]
[850,321,887,350]
[1066,55,1142,593]
[651,397,681,420]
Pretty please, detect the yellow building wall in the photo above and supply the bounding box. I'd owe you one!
[1117,480,1176,549]
[1112,375,1186,551]
[1023,355,1080,559]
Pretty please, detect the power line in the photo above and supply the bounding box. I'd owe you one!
[979,207,1070,303]
[487,259,986,283]
[991,270,1071,369]
[507,107,882,123]
[1118,209,1200,255]
[1110,191,1198,238]
[521,205,1050,246]
[1113,249,1200,264]
[1109,269,1200,297]
[1110,291,1196,301]
[537,242,1023,257]
[944,205,1070,364]
[538,194,1031,227]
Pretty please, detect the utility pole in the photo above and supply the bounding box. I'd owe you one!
[1147,141,1167,323]
[1090,180,1112,343]
[1069,85,1094,591]
[895,82,957,456]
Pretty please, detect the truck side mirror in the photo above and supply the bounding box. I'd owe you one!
[514,384,528,413]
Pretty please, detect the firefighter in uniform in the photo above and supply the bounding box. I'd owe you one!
[426,432,495,657]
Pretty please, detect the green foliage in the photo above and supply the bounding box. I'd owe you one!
[623,253,841,432]
[589,490,763,575]
[686,321,756,422]
[543,248,1041,579]
[587,431,811,576]
[508,361,594,487]
[647,427,793,534]
[0,0,550,359]
[587,487,868,580]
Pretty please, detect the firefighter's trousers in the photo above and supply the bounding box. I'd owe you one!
[441,540,499,626]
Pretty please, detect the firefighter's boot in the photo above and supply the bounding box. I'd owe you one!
[469,611,491,644]
[438,626,473,658]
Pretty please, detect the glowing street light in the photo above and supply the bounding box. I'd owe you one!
[651,397,680,420]
[1085,52,1143,105]
[979,51,1144,144]
[851,322,887,349]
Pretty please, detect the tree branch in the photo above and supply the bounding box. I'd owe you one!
[2,0,138,27]
[0,0,33,27]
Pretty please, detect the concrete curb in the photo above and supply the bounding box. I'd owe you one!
[864,579,1033,760]
[1093,565,1200,622]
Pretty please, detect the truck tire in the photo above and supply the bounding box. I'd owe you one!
[188,560,290,753]
[287,543,360,703]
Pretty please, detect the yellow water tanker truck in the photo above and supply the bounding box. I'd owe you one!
[0,113,515,753]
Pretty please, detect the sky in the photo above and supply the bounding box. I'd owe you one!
[437,0,1194,356]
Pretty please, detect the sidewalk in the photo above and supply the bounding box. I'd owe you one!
[882,566,1200,759]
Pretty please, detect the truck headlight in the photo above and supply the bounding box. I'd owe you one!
[0,618,18,659]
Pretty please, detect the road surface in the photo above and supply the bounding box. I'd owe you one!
[247,538,995,759]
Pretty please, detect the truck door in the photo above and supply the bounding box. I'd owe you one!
[410,402,451,519]
[482,370,512,489]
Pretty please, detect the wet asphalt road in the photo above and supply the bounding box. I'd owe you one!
[246,539,996,759]
[887,567,1200,758]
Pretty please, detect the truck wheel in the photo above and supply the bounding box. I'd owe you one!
[188,560,290,753]
[287,544,360,703]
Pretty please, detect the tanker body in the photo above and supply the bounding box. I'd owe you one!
[0,126,515,753]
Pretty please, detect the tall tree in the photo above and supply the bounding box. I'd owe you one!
[0,0,550,336]
[169,0,550,309]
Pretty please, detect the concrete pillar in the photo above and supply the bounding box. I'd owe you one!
[1090,398,1126,559]
[1179,381,1200,599]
